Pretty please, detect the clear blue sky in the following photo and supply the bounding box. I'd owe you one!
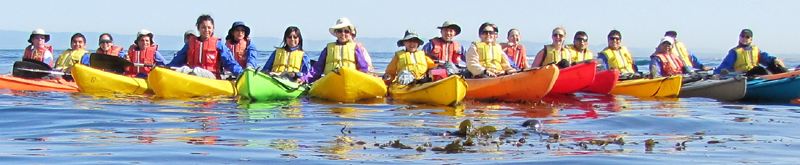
[2,0,798,55]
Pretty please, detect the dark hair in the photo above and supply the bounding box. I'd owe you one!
[607,30,622,39]
[574,31,588,39]
[195,14,214,27]
[71,33,85,42]
[278,26,303,51]
[98,33,113,42]
[665,31,677,38]
[478,22,498,34]
[507,28,519,36]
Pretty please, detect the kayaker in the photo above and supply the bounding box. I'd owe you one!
[225,21,258,69]
[309,17,371,82]
[184,30,198,43]
[465,22,517,78]
[385,29,437,85]
[261,26,312,83]
[500,29,528,69]
[351,27,376,72]
[54,33,91,72]
[713,29,787,75]
[532,27,572,68]
[23,29,54,67]
[422,21,466,65]
[168,14,244,79]
[565,31,594,64]
[597,30,638,73]
[649,36,686,77]
[96,33,127,58]
[665,31,710,71]
[124,29,167,78]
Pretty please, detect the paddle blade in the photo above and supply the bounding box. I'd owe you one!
[89,53,133,70]
[13,61,51,79]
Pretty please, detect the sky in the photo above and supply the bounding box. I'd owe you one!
[1,0,798,56]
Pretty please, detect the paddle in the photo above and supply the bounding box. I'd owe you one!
[89,53,133,71]
[12,59,57,79]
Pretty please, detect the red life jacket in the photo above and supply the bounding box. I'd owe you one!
[23,45,53,66]
[501,43,526,68]
[124,45,158,77]
[186,35,221,73]
[225,39,248,68]
[651,52,685,76]
[429,38,463,64]
[96,46,124,56]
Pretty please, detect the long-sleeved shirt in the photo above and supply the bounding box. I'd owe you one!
[421,38,467,64]
[227,40,259,69]
[54,49,90,71]
[309,42,371,82]
[261,47,313,82]
[465,42,515,75]
[597,50,640,73]
[713,46,776,74]
[168,39,244,76]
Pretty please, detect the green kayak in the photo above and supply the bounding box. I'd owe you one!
[236,69,308,101]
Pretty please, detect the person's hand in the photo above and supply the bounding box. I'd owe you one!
[485,69,498,77]
[505,69,518,74]
[294,78,304,84]
[775,59,786,67]
[702,66,711,71]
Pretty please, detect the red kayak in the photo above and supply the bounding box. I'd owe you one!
[581,69,620,94]
[549,61,597,94]
[0,75,79,92]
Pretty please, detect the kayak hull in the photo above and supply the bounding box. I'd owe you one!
[678,77,747,102]
[309,67,387,102]
[390,75,467,106]
[236,69,307,101]
[0,75,79,92]
[550,61,597,94]
[581,69,620,94]
[740,77,800,103]
[610,76,683,97]
[465,64,559,102]
[72,64,151,94]
[148,67,235,98]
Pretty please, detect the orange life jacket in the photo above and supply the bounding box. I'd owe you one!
[429,38,462,64]
[225,39,248,68]
[96,46,124,56]
[186,35,221,73]
[124,45,158,77]
[501,43,526,68]
[23,45,53,66]
[651,52,684,76]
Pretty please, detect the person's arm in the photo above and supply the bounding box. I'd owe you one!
[246,44,258,69]
[217,40,243,76]
[597,53,610,70]
[118,47,127,59]
[310,48,328,82]
[713,49,738,74]
[530,48,546,67]
[688,52,706,69]
[424,54,437,70]
[153,51,167,66]
[354,45,370,73]
[81,53,91,66]
[421,42,436,60]
[384,54,399,81]
[458,44,467,64]
[519,45,529,69]
[261,51,277,72]
[298,52,313,83]
[167,43,190,67]
[649,57,663,77]
[358,44,375,72]
[501,51,516,71]
[465,43,486,75]
[758,50,778,66]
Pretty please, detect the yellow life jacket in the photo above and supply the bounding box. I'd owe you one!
[565,44,595,63]
[733,45,760,72]
[324,42,357,74]
[600,46,635,73]
[395,50,429,78]
[540,44,572,66]
[673,42,693,68]
[474,42,505,71]
[271,48,305,73]
[54,49,89,70]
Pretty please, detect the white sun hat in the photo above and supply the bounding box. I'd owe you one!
[328,17,355,37]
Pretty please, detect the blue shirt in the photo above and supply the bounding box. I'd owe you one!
[168,38,244,76]
[713,46,776,74]
[261,47,313,82]
[227,40,259,69]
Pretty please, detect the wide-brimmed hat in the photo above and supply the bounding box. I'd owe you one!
[226,21,250,40]
[184,30,198,37]
[397,29,424,47]
[28,29,50,43]
[437,21,461,36]
[135,29,154,44]
[329,18,355,37]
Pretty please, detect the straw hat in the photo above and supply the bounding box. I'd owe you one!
[397,29,424,47]
[329,18,355,37]
[28,29,50,43]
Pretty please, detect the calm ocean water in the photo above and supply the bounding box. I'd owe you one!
[1,49,800,164]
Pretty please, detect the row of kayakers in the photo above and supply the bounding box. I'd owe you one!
[19,14,788,86]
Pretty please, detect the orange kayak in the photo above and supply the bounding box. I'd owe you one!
[760,70,800,80]
[465,64,559,102]
[0,75,79,92]
[550,61,597,94]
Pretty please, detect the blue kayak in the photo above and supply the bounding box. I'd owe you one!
[740,76,800,103]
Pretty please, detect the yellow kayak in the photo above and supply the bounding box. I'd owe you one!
[309,67,387,102]
[148,67,236,98]
[72,64,152,94]
[610,75,683,97]
[390,75,467,106]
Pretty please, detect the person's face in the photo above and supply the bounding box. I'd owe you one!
[334,28,353,42]
[441,28,457,41]
[70,37,85,50]
[403,40,419,51]
[31,35,46,47]
[286,31,300,48]
[184,35,192,43]
[479,26,498,43]
[573,35,588,50]
[99,35,113,50]
[137,36,152,48]
[552,29,566,45]
[659,42,673,52]
[608,34,621,49]
[507,30,521,43]
[739,34,752,45]
[233,26,246,40]
[197,20,214,39]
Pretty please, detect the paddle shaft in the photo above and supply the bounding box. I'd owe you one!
[15,68,69,75]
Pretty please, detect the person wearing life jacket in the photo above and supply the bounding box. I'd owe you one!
[225,21,258,69]
[565,31,594,65]
[385,29,437,86]
[649,37,686,77]
[422,21,467,65]
[125,29,166,78]
[85,33,129,73]
[23,29,54,67]
[168,14,244,79]
[54,33,91,72]
[532,27,572,68]
[261,26,312,83]
[714,29,786,75]
[309,17,372,82]
[663,31,710,71]
[597,30,638,73]
[466,22,517,78]
[501,29,528,69]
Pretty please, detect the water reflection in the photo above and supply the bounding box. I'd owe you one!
[237,99,304,120]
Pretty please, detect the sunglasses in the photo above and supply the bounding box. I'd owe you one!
[33,35,47,39]
[99,40,113,43]
[552,33,565,37]
[481,31,497,35]
[287,35,300,39]
[740,35,752,39]
[609,37,621,41]
[335,29,352,34]
[575,37,588,41]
